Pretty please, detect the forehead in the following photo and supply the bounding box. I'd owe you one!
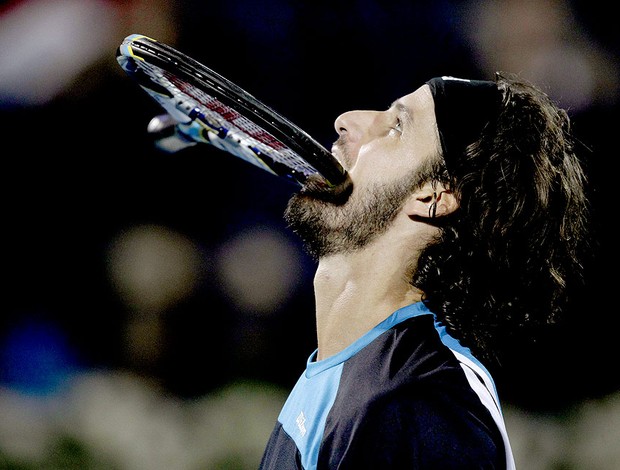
[392,83,435,119]
[393,84,440,152]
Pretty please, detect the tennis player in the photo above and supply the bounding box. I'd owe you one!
[258,73,589,469]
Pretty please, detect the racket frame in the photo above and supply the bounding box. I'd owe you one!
[117,34,346,187]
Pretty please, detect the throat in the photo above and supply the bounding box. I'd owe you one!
[313,260,423,360]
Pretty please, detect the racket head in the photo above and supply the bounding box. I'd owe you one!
[116,34,347,187]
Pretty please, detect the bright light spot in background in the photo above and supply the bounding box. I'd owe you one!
[107,224,202,314]
[462,0,619,112]
[106,224,203,367]
[216,225,303,315]
[62,372,286,470]
[2,372,620,469]
[504,393,620,469]
[0,372,290,470]
[65,371,189,470]
[503,405,569,470]
[0,387,58,463]
[185,380,287,468]
[0,0,179,107]
[0,0,116,106]
[571,393,620,470]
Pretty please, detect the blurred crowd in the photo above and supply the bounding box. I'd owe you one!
[1,0,618,468]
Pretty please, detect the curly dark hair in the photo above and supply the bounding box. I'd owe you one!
[413,73,591,364]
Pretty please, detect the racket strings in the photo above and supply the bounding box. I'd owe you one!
[141,61,317,178]
[118,34,346,186]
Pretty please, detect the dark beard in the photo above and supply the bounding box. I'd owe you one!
[284,168,426,259]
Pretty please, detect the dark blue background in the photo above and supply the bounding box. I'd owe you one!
[1,0,616,414]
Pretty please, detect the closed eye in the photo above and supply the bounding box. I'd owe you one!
[388,101,413,136]
[390,117,403,135]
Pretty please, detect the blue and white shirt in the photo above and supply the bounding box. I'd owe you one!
[259,301,516,469]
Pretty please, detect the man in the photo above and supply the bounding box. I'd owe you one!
[258,72,589,469]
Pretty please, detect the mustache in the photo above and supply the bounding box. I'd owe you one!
[331,135,351,169]
[332,135,346,148]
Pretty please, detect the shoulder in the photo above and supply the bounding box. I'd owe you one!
[319,314,505,468]
[320,387,505,468]
[341,314,464,391]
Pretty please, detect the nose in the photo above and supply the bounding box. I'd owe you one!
[334,110,382,144]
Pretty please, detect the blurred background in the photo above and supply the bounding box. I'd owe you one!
[0,0,617,468]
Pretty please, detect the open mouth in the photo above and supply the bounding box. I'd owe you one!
[299,172,354,205]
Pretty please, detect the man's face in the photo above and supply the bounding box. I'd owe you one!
[284,84,442,258]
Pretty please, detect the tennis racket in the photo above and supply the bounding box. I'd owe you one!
[116,33,347,187]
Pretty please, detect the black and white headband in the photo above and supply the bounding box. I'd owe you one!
[426,76,501,173]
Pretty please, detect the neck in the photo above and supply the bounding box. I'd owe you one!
[312,236,424,360]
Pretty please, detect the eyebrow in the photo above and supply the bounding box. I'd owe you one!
[389,101,414,125]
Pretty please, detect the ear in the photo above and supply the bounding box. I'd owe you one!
[404,182,458,219]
